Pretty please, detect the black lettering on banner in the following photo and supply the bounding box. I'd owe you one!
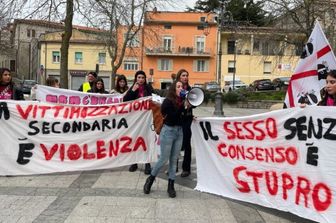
[323,118,336,140]
[200,121,219,141]
[0,102,10,120]
[306,142,318,166]
[17,143,35,165]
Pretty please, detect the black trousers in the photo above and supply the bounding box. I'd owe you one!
[182,119,192,172]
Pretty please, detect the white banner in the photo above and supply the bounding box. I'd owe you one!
[36,85,123,106]
[192,107,336,223]
[0,97,157,175]
[285,21,336,107]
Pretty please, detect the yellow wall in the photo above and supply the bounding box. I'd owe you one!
[220,32,301,86]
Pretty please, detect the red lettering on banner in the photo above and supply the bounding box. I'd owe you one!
[39,136,148,161]
[217,143,298,165]
[223,118,277,140]
[40,144,58,160]
[16,104,33,119]
[232,166,333,212]
[15,99,151,120]
[96,140,107,159]
[120,136,132,153]
[67,144,82,160]
[233,166,250,192]
[83,144,95,159]
[265,171,278,195]
[312,183,332,212]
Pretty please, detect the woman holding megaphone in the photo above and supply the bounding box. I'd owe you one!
[143,81,185,198]
[176,69,194,178]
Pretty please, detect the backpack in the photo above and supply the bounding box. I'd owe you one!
[150,101,165,135]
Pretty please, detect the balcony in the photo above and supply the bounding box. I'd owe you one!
[145,46,211,57]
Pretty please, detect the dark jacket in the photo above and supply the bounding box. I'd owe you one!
[12,85,24,100]
[123,84,153,102]
[161,99,184,126]
[181,85,194,123]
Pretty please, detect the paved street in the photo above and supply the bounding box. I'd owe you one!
[0,106,315,223]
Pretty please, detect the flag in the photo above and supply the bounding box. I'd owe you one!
[284,21,336,108]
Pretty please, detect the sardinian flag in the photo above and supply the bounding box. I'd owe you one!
[284,21,336,107]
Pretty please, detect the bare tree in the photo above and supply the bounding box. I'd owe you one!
[60,0,73,89]
[78,0,170,89]
[264,0,336,46]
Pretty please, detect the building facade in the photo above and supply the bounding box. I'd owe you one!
[39,29,112,90]
[219,25,305,87]
[140,11,218,89]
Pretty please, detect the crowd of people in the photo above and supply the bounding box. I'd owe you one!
[1,66,336,198]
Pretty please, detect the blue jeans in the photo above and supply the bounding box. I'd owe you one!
[151,124,183,180]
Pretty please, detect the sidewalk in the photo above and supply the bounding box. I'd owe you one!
[0,106,315,223]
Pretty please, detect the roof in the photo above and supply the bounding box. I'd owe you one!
[13,19,104,33]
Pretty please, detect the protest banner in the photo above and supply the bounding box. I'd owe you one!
[192,106,336,223]
[36,85,123,105]
[0,97,157,175]
[284,21,336,107]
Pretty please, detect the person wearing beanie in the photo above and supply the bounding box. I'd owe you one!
[78,71,97,92]
[123,70,154,174]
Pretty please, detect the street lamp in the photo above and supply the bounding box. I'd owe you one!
[213,0,227,117]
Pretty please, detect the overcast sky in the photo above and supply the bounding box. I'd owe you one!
[161,0,197,11]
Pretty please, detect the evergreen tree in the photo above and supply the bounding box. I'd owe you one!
[189,0,268,26]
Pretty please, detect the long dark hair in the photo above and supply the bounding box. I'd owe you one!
[0,67,13,86]
[319,70,336,106]
[166,81,182,108]
[92,78,106,93]
[115,75,129,93]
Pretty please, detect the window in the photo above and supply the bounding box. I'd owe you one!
[52,51,60,63]
[163,36,172,52]
[262,41,270,55]
[75,52,83,64]
[253,39,260,52]
[200,17,206,22]
[124,32,140,47]
[32,29,36,38]
[164,24,172,29]
[158,59,172,71]
[194,59,209,72]
[263,61,272,75]
[98,53,106,64]
[123,58,139,70]
[227,40,235,54]
[228,60,236,73]
[10,60,16,72]
[27,29,30,38]
[196,36,205,53]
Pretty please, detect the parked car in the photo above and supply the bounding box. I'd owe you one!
[223,80,248,92]
[21,80,37,94]
[193,83,205,89]
[250,79,274,91]
[12,77,23,89]
[272,77,290,90]
[204,82,220,92]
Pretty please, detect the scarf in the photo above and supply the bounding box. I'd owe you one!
[138,85,145,98]
[326,96,335,106]
[0,84,12,100]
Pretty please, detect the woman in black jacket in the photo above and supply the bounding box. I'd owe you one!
[318,70,336,106]
[0,67,24,100]
[123,70,154,174]
[143,81,184,198]
[176,69,194,177]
